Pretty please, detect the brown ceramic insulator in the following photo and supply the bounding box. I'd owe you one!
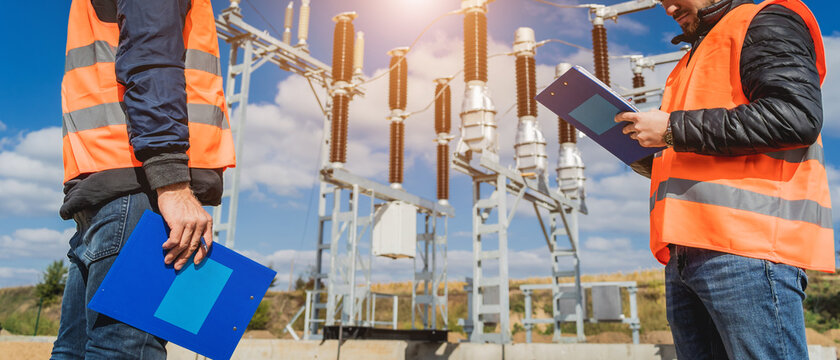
[515,55,538,118]
[463,11,488,83]
[633,73,646,104]
[437,143,449,200]
[434,82,451,134]
[331,19,355,83]
[330,93,350,163]
[592,24,610,86]
[388,121,404,184]
[388,55,408,111]
[558,118,577,144]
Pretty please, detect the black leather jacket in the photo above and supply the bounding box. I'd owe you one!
[632,0,822,178]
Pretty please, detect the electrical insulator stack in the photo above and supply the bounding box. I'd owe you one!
[354,32,365,79]
[297,0,311,50]
[328,12,357,166]
[434,78,452,204]
[512,27,548,179]
[554,63,586,201]
[283,1,294,44]
[456,0,497,158]
[591,18,610,86]
[387,47,409,188]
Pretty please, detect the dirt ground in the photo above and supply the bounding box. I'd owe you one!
[1,328,836,359]
[0,342,53,360]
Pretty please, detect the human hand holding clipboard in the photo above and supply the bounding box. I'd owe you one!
[157,182,214,270]
[615,109,671,148]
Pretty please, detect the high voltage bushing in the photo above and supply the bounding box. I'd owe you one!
[512,27,547,176]
[389,121,405,186]
[437,143,449,201]
[515,55,537,118]
[559,119,577,144]
[434,79,451,135]
[592,24,610,86]
[555,63,586,199]
[457,0,497,156]
[332,13,356,83]
[354,32,365,79]
[463,11,488,83]
[297,0,311,50]
[329,12,357,165]
[388,47,409,188]
[388,48,408,111]
[632,72,646,104]
[283,1,294,44]
[434,78,452,203]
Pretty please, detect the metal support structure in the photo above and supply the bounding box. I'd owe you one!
[623,46,690,104]
[305,167,453,339]
[521,282,641,344]
[213,4,363,248]
[453,154,584,344]
[412,214,449,330]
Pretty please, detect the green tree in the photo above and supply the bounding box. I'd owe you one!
[35,260,68,303]
[247,301,270,330]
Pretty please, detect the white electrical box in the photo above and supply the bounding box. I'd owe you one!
[372,201,417,259]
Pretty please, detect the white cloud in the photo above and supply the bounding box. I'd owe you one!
[580,236,659,273]
[0,267,40,288]
[0,127,64,216]
[0,227,74,261]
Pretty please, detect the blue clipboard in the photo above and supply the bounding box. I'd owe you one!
[88,210,276,360]
[535,65,665,165]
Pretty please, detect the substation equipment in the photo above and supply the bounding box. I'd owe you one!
[620,46,690,105]
[212,0,670,346]
[213,0,453,341]
[451,0,590,344]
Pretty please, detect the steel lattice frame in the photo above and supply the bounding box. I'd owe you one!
[452,154,585,344]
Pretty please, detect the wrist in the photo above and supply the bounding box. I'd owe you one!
[663,118,674,147]
[156,182,191,197]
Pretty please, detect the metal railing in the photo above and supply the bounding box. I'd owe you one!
[520,281,640,344]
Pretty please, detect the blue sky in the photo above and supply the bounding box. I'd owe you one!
[1,0,838,289]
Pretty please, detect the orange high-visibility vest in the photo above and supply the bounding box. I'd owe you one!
[651,0,834,272]
[61,0,235,183]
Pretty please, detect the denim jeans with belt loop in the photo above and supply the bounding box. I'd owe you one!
[51,192,167,360]
[665,244,810,360]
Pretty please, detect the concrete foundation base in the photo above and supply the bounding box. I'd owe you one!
[164,339,837,360]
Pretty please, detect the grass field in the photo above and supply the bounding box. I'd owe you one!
[2,268,838,348]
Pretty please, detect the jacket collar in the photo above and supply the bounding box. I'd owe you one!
[671,0,754,45]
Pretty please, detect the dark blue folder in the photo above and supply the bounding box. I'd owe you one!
[535,65,665,165]
[88,210,276,360]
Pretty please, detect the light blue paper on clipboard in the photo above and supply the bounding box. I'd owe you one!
[88,210,276,360]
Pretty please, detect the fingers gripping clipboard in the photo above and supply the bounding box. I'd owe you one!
[535,65,665,165]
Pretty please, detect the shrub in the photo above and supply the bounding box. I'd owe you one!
[248,301,270,330]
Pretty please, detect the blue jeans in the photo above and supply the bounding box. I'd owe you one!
[666,245,809,360]
[52,192,167,360]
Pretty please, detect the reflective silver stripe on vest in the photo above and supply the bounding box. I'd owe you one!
[62,102,126,136]
[187,103,229,129]
[65,41,116,73]
[65,43,220,75]
[764,143,825,165]
[63,102,227,136]
[650,178,832,228]
[185,49,221,76]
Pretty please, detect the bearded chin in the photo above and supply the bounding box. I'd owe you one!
[681,21,700,39]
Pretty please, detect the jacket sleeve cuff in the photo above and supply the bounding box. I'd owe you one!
[668,111,689,152]
[142,153,191,190]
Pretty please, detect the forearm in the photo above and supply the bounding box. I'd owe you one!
[115,0,192,189]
